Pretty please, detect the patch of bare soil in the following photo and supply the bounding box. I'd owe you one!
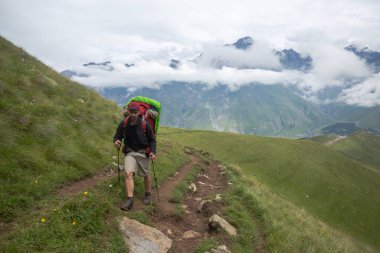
[56,168,116,197]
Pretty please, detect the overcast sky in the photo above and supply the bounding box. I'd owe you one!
[1,0,380,106]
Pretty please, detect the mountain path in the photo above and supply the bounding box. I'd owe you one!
[54,151,268,252]
[323,135,347,146]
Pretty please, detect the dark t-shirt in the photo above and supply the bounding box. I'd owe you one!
[125,123,141,151]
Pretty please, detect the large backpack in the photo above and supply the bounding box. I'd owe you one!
[123,96,161,139]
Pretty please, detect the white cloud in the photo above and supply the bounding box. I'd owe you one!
[196,39,281,70]
[1,0,380,106]
[337,73,380,107]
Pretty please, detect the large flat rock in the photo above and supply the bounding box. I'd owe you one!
[119,217,172,253]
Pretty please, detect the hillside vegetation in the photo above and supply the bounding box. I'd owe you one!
[0,36,121,221]
[160,128,380,250]
[327,132,380,172]
[1,36,379,252]
[0,36,190,252]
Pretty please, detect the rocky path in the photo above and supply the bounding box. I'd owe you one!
[55,151,268,252]
[148,156,231,252]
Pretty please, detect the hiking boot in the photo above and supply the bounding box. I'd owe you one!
[120,197,134,211]
[143,192,152,205]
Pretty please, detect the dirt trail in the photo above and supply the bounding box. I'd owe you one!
[154,155,199,214]
[323,135,347,146]
[56,168,116,197]
[148,156,231,252]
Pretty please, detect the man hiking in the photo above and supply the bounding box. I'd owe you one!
[113,101,156,211]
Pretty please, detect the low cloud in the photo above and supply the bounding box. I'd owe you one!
[337,73,380,107]
[196,40,281,70]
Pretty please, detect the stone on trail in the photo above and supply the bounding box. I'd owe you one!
[208,214,237,236]
[182,230,201,239]
[210,245,232,253]
[188,183,197,193]
[198,199,213,212]
[215,194,222,202]
[119,217,172,253]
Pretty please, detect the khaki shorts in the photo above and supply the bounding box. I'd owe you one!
[124,151,151,177]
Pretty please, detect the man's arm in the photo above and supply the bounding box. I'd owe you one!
[113,120,124,149]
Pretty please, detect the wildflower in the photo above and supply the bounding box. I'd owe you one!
[109,184,113,188]
[83,191,88,196]
[72,221,77,225]
[34,180,38,184]
[41,217,46,223]
[53,208,57,211]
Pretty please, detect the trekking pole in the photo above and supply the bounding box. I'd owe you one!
[117,147,121,188]
[152,161,160,202]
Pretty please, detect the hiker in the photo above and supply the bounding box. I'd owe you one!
[114,101,156,211]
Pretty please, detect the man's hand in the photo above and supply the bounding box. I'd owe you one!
[149,152,156,160]
[114,140,121,150]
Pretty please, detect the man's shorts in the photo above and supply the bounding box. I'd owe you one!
[124,151,151,177]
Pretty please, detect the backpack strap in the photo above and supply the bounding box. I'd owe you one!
[141,119,151,154]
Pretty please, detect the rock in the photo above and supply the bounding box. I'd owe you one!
[198,181,205,185]
[119,217,172,253]
[211,245,231,253]
[188,183,197,193]
[198,200,213,212]
[208,214,237,236]
[167,229,172,235]
[195,197,202,201]
[182,230,201,239]
[215,194,222,202]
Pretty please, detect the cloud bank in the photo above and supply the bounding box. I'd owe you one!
[1,0,380,106]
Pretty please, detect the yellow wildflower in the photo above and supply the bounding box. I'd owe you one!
[83,191,88,196]
[41,217,46,223]
[72,221,77,225]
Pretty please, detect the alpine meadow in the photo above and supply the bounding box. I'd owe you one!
[1,34,380,253]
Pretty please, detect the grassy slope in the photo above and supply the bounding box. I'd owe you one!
[0,36,190,252]
[0,36,119,221]
[160,128,380,250]
[329,132,380,172]
[309,134,337,144]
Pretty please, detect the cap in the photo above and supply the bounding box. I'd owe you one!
[127,101,140,111]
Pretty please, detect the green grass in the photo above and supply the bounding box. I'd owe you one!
[0,36,190,252]
[308,134,337,144]
[0,36,121,222]
[160,127,380,251]
[328,132,380,172]
[194,238,219,253]
[225,164,375,252]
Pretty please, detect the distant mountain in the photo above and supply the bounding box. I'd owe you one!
[320,103,380,131]
[169,59,181,69]
[98,82,331,137]
[60,69,89,78]
[83,61,114,71]
[345,45,380,72]
[58,37,380,136]
[275,49,313,71]
[224,36,254,50]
